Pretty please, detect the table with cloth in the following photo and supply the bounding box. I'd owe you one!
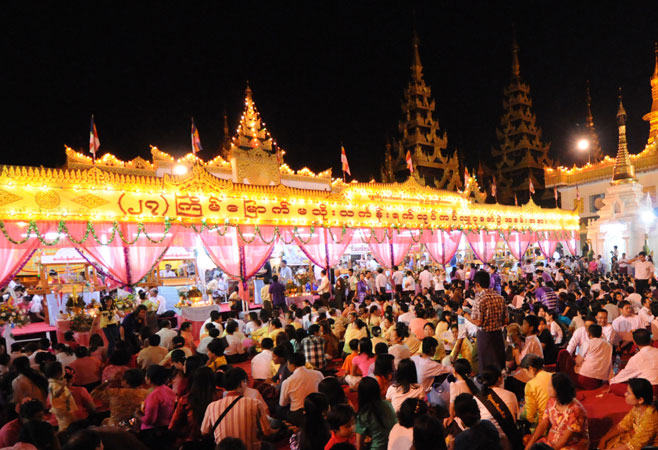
[286,294,319,308]
[56,319,108,347]
[177,304,220,337]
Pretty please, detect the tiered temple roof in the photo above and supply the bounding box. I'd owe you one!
[381,33,461,191]
[492,39,552,205]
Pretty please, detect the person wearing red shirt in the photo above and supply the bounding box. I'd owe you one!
[325,403,356,450]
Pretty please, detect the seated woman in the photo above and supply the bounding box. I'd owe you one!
[385,358,425,412]
[599,377,658,450]
[524,372,589,450]
[223,320,247,363]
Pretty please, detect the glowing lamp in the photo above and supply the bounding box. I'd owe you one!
[577,139,589,151]
[173,164,188,175]
[641,210,656,224]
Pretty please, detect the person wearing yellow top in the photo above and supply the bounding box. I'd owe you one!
[342,319,368,354]
[521,354,553,426]
[206,340,228,372]
[422,322,447,362]
[404,334,421,355]
[44,361,78,431]
[600,378,658,450]
[269,318,286,342]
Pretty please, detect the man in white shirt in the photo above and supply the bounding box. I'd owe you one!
[397,303,416,325]
[199,310,224,339]
[595,309,617,346]
[625,286,643,313]
[278,260,293,284]
[402,271,416,294]
[574,324,612,389]
[566,316,597,356]
[639,295,655,328]
[418,266,433,292]
[629,252,655,295]
[148,288,168,315]
[388,326,411,368]
[317,269,331,306]
[611,300,644,347]
[410,337,453,392]
[618,253,629,275]
[28,295,45,322]
[455,264,465,281]
[251,338,274,380]
[279,352,324,426]
[610,329,658,395]
[522,259,535,281]
[156,319,178,350]
[159,263,177,278]
[392,266,405,294]
[375,268,388,297]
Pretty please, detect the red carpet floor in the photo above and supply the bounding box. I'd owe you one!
[577,386,630,447]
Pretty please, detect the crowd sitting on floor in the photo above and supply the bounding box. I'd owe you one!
[0,250,657,450]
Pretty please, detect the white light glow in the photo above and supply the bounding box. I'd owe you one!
[641,210,656,224]
[577,139,590,151]
[173,164,188,175]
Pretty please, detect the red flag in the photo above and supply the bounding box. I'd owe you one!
[191,118,202,154]
[341,145,351,176]
[576,186,581,200]
[464,170,469,188]
[406,150,413,173]
[529,177,535,195]
[89,115,100,158]
[514,192,519,206]
[491,176,497,198]
[554,185,558,202]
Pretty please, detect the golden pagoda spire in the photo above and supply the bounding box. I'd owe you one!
[411,31,423,82]
[642,42,658,146]
[511,36,521,78]
[612,88,636,183]
[584,80,603,162]
[231,82,273,154]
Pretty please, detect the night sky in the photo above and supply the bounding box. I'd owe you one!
[3,2,657,181]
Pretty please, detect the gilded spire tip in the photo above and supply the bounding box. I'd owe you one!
[511,37,520,77]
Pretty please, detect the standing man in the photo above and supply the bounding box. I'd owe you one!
[278,260,293,285]
[317,269,331,306]
[418,265,433,293]
[269,275,287,312]
[392,266,404,295]
[348,268,359,301]
[522,259,535,281]
[619,253,629,275]
[375,268,388,298]
[159,264,177,278]
[628,252,655,295]
[148,288,168,316]
[464,270,507,374]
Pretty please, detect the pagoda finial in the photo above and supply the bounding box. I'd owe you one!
[584,80,603,161]
[612,88,636,183]
[644,43,658,146]
[411,31,423,82]
[585,80,594,126]
[511,34,521,78]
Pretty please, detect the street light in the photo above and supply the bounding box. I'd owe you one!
[577,138,590,164]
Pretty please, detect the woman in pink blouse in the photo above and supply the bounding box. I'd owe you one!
[138,365,177,448]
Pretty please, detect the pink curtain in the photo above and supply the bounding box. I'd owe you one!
[360,228,415,268]
[465,230,500,263]
[421,230,462,265]
[67,221,177,286]
[504,231,536,261]
[198,225,276,281]
[560,230,579,256]
[537,231,560,259]
[0,221,56,288]
[280,226,354,269]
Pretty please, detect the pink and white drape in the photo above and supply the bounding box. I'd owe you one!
[465,230,500,263]
[504,231,536,261]
[536,231,560,259]
[198,225,277,283]
[421,230,462,265]
[0,221,56,288]
[560,230,579,256]
[279,226,354,269]
[360,228,416,268]
[66,222,177,287]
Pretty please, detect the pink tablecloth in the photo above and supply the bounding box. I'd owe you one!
[286,295,319,308]
[56,320,107,347]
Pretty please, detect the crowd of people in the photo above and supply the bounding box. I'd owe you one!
[0,249,657,450]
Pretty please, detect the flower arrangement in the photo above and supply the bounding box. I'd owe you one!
[114,294,136,312]
[65,295,86,313]
[0,302,29,327]
[69,312,94,332]
[176,286,205,308]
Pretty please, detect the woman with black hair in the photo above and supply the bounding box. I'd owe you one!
[139,365,176,448]
[10,356,47,405]
[356,376,397,450]
[98,295,120,355]
[475,366,521,450]
[293,392,331,450]
[524,372,589,450]
[599,377,658,450]
[318,376,349,410]
[385,358,424,412]
[169,366,219,445]
[346,338,375,388]
[446,358,479,425]
[373,354,394,397]
[387,398,428,450]
[453,393,501,450]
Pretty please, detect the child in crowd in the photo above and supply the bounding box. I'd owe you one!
[325,403,356,450]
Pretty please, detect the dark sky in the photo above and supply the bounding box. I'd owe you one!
[3,2,657,181]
